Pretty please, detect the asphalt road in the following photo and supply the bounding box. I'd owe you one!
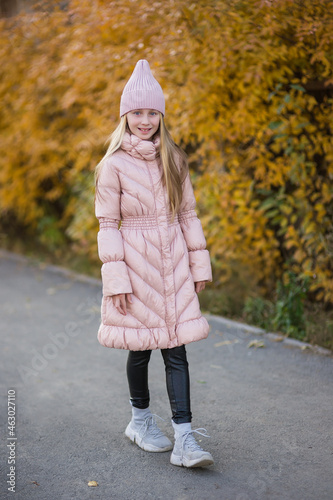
[1,251,332,500]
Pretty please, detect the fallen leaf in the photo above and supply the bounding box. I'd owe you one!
[271,336,284,342]
[248,340,265,348]
[88,481,98,487]
[214,339,240,347]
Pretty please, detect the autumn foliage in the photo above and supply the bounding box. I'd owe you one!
[0,0,332,301]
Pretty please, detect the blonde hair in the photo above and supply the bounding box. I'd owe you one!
[159,114,187,217]
[94,115,128,186]
[95,113,188,218]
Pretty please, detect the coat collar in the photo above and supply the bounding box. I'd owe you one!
[121,131,160,161]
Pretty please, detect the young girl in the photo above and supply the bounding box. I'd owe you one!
[95,60,214,468]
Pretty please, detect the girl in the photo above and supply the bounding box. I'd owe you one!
[95,60,214,468]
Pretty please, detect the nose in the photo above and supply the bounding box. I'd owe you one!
[140,112,150,124]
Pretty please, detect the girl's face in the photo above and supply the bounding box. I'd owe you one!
[126,109,160,140]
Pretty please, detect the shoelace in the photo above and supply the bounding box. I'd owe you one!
[139,414,166,438]
[180,428,211,459]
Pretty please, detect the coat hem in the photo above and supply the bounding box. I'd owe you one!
[97,316,210,351]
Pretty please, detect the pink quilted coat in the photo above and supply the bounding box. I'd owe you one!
[95,132,212,351]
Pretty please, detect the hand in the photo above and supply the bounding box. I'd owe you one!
[112,293,133,315]
[195,281,206,293]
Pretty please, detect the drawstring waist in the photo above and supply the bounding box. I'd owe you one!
[121,213,179,229]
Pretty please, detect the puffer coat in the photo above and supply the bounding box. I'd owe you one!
[95,132,212,351]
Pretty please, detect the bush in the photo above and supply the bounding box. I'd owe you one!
[0,0,332,305]
[243,272,309,339]
[272,272,309,338]
[243,297,275,331]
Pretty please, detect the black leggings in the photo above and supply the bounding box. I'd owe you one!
[126,345,192,424]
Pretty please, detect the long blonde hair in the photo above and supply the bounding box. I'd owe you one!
[95,113,188,218]
[94,115,128,186]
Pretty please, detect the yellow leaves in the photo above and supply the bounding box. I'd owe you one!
[0,0,332,300]
[303,222,317,236]
[321,184,333,204]
[61,89,79,110]
[302,259,313,271]
[215,339,240,347]
[87,481,98,487]
[248,339,265,348]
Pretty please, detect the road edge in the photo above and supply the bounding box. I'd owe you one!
[206,314,332,357]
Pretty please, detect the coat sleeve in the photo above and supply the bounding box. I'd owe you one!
[95,158,133,296]
[178,171,213,283]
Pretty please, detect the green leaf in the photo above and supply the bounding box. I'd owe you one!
[260,198,277,210]
[266,209,280,218]
[273,133,288,139]
[296,122,311,129]
[290,84,306,92]
[268,121,284,130]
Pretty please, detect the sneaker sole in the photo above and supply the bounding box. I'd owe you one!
[170,452,214,468]
[125,424,173,453]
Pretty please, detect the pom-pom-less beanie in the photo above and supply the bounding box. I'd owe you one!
[120,60,165,116]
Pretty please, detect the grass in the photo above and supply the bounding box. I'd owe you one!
[199,282,333,352]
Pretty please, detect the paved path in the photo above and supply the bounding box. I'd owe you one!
[1,252,332,500]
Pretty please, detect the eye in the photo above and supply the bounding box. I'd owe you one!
[150,112,157,116]
[133,111,141,115]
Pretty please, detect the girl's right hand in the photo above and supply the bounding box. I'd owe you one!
[112,293,133,315]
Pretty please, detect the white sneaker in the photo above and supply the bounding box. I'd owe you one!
[171,424,214,468]
[125,414,173,452]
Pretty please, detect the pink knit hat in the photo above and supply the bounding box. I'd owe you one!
[120,60,165,117]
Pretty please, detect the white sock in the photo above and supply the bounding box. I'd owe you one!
[172,420,192,438]
[131,405,151,424]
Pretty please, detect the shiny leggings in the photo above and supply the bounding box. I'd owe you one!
[126,345,192,424]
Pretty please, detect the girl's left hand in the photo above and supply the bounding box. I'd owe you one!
[195,281,206,293]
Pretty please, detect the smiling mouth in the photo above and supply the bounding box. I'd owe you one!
[138,128,152,132]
